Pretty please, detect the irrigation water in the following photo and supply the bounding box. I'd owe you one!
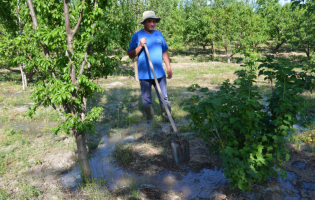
[61,125,315,199]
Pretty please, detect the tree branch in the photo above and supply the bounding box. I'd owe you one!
[79,0,96,75]
[63,0,71,35]
[26,0,56,79]
[52,103,66,121]
[0,31,6,36]
[65,50,78,86]
[72,0,86,36]
[26,0,38,29]
[79,47,89,74]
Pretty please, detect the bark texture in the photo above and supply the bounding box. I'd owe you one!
[19,64,27,90]
[75,131,91,181]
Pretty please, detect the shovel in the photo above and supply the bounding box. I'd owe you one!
[143,44,190,164]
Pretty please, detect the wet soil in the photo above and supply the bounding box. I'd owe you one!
[113,127,219,175]
[108,124,315,200]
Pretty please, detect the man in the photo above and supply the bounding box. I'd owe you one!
[127,10,173,123]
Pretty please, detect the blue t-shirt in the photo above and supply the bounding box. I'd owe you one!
[127,29,168,79]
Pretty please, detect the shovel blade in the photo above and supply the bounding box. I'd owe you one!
[171,139,190,164]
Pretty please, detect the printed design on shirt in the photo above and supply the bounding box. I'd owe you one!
[157,39,162,43]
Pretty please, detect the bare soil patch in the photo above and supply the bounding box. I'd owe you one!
[112,124,220,175]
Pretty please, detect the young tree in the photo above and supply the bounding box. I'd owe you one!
[161,0,186,51]
[214,3,268,63]
[290,0,315,57]
[185,2,216,53]
[107,0,138,61]
[1,0,126,182]
[258,1,293,54]
[0,0,29,89]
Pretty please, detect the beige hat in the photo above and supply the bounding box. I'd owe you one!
[140,11,160,24]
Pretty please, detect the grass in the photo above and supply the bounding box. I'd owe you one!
[0,124,77,199]
[112,143,135,165]
[288,125,315,154]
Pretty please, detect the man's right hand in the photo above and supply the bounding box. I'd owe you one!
[127,37,147,59]
[140,37,146,47]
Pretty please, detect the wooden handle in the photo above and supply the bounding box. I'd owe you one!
[143,44,182,145]
[133,57,139,82]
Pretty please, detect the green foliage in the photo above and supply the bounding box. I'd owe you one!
[183,53,314,191]
[213,2,268,62]
[105,0,137,60]
[0,0,125,136]
[258,1,293,53]
[184,2,216,50]
[290,0,315,57]
[0,0,136,179]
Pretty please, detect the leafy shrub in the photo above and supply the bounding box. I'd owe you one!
[183,54,313,191]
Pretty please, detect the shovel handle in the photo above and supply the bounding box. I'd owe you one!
[143,44,183,145]
[133,57,139,82]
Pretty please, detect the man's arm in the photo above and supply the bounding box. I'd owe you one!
[127,37,146,59]
[162,50,172,79]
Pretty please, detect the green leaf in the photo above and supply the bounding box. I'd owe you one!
[257,145,264,153]
[285,154,290,161]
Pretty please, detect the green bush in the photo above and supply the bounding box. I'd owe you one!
[183,54,312,191]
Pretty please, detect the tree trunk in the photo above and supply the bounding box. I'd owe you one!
[18,1,27,90]
[75,130,91,183]
[225,48,230,63]
[273,40,285,55]
[202,44,206,50]
[210,41,216,56]
[19,64,27,90]
[27,70,35,82]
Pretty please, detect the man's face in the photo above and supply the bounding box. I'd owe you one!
[143,18,157,33]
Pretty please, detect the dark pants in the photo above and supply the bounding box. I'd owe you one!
[140,75,168,106]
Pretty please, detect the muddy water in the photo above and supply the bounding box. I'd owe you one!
[61,128,315,199]
[61,133,137,190]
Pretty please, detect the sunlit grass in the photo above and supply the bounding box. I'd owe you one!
[0,125,76,199]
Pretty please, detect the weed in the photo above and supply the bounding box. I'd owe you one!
[23,185,41,199]
[76,180,112,199]
[30,107,59,121]
[288,127,315,153]
[0,189,8,200]
[151,120,162,130]
[178,124,193,133]
[122,93,138,104]
[127,188,141,199]
[112,143,135,165]
[127,110,143,125]
[0,152,8,174]
[1,128,28,147]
